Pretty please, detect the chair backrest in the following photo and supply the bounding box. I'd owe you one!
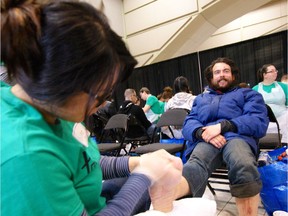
[104,114,129,130]
[156,108,189,128]
[266,104,278,124]
[90,112,109,140]
[258,104,282,151]
[265,104,282,147]
[126,114,150,138]
[152,108,189,141]
[99,114,129,143]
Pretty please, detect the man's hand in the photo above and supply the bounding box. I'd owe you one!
[201,123,221,142]
[209,134,227,148]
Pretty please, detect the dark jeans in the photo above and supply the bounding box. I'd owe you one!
[183,138,262,198]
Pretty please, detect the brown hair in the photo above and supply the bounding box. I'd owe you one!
[1,0,137,107]
[257,64,274,82]
[204,57,239,87]
[174,76,190,93]
[139,87,150,94]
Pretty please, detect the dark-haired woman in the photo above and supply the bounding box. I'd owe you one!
[252,64,288,144]
[162,76,196,139]
[0,1,183,215]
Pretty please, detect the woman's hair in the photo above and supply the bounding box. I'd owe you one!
[238,82,250,88]
[281,74,288,82]
[257,64,274,82]
[204,57,239,86]
[174,76,190,93]
[162,86,173,99]
[1,0,137,107]
[139,87,150,94]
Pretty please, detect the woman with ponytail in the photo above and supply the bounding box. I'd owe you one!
[0,1,183,215]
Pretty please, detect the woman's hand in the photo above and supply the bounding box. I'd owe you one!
[132,149,183,212]
[132,149,183,184]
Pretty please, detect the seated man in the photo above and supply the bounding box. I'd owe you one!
[118,88,155,139]
[139,87,164,124]
[180,57,269,216]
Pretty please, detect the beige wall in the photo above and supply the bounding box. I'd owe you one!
[85,0,288,67]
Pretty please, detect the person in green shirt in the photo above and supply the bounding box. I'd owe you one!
[252,64,288,144]
[0,1,183,215]
[139,87,165,123]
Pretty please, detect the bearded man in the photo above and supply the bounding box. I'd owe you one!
[178,57,269,216]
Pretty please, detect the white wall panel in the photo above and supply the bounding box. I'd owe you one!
[82,0,287,67]
[127,18,190,56]
[242,17,288,39]
[153,14,218,62]
[102,0,124,36]
[134,54,155,67]
[199,0,217,9]
[197,30,243,51]
[241,1,287,27]
[197,15,287,51]
[124,0,198,35]
[124,0,156,13]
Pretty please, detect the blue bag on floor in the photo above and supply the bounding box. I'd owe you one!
[258,146,288,216]
[160,138,186,163]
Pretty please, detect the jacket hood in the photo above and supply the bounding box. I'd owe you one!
[166,92,196,110]
[119,100,133,113]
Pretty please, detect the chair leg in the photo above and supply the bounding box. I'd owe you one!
[207,182,216,195]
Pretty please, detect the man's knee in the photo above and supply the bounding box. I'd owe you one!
[230,180,262,198]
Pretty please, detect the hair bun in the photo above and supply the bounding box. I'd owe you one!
[1,0,41,80]
[1,0,34,12]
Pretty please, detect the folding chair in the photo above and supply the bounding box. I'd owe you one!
[207,166,230,195]
[124,114,151,153]
[97,114,129,156]
[135,108,188,158]
[259,104,282,150]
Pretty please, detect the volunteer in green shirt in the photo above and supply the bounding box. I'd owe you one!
[0,1,183,215]
[253,64,288,144]
[139,87,165,123]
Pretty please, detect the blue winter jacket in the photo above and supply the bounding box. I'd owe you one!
[182,87,269,159]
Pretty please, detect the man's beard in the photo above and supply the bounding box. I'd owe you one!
[210,78,236,92]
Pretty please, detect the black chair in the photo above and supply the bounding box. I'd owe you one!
[207,166,230,195]
[259,104,282,150]
[97,114,129,156]
[124,114,151,153]
[135,108,188,158]
[89,112,109,141]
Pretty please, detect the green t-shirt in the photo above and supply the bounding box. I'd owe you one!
[146,95,164,114]
[1,82,105,215]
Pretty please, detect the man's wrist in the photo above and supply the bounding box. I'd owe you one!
[195,128,204,139]
[220,120,237,134]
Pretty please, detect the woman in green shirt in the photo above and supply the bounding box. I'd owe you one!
[253,64,288,144]
[0,1,183,215]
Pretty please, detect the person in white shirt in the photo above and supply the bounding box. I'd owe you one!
[163,76,196,138]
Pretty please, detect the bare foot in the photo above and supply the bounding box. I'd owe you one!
[149,183,177,212]
[149,157,183,212]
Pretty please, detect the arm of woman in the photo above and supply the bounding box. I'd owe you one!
[278,82,288,106]
[100,156,140,180]
[92,173,151,216]
[142,104,151,113]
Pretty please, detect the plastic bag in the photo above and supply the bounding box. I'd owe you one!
[258,146,288,216]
